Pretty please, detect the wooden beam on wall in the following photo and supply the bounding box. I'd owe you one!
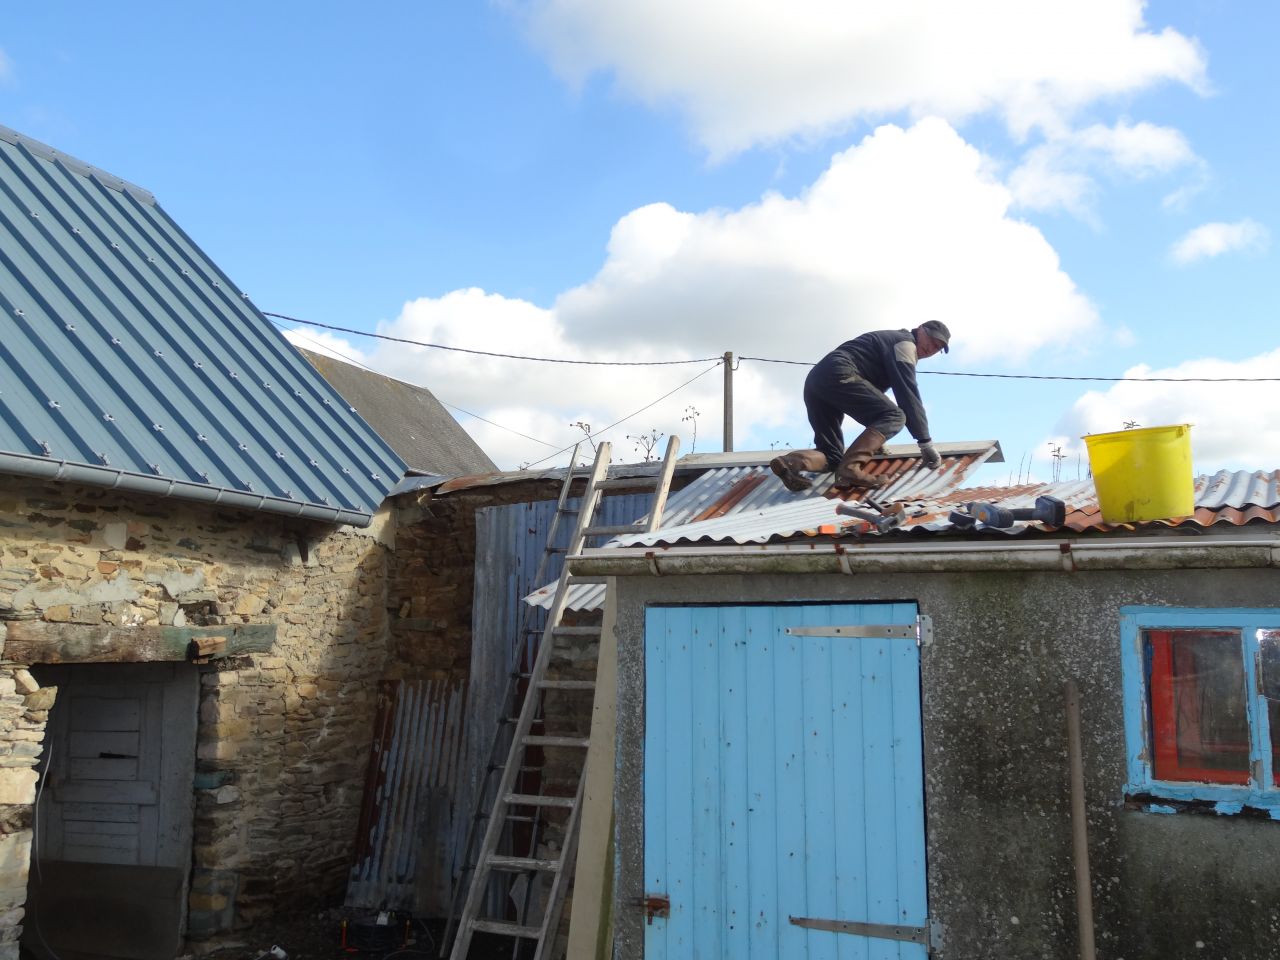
[3,622,276,665]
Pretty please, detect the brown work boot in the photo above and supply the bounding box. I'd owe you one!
[769,450,827,492]
[832,428,888,490]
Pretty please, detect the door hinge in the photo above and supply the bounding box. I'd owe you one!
[789,914,929,945]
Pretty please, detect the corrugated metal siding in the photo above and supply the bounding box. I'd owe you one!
[347,492,651,915]
[347,678,466,911]
[0,126,405,522]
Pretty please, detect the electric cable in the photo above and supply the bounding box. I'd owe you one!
[263,313,721,366]
[520,360,723,470]
[271,322,562,450]
[737,356,1280,382]
[267,313,1280,382]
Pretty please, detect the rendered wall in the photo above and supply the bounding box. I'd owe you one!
[0,476,392,951]
[610,564,1280,960]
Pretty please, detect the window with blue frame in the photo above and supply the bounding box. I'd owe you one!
[1121,607,1280,812]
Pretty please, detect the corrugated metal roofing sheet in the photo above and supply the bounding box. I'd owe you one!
[525,442,1002,610]
[0,125,406,524]
[527,467,1280,611]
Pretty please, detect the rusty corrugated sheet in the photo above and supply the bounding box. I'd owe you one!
[348,678,467,912]
[524,445,1002,610]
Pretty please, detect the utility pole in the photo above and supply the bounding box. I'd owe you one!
[722,351,734,452]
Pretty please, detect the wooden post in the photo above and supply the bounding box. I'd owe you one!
[1065,680,1097,960]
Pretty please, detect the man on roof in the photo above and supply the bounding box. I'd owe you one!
[769,320,951,492]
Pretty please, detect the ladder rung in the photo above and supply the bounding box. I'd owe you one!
[552,625,601,637]
[583,524,642,538]
[505,792,576,808]
[470,919,542,939]
[487,854,561,872]
[566,574,608,584]
[538,680,596,691]
[522,735,591,748]
[547,546,568,554]
[594,477,658,490]
[506,815,536,824]
[557,505,580,514]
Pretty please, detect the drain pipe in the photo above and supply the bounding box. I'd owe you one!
[1065,680,1097,960]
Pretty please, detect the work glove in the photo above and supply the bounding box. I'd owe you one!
[919,440,941,470]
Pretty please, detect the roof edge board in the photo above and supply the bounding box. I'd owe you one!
[0,451,373,527]
[567,534,1280,577]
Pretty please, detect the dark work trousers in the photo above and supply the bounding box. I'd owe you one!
[803,352,907,470]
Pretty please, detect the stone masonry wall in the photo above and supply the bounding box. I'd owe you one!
[0,476,393,949]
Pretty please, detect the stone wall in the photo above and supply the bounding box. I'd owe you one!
[0,476,393,949]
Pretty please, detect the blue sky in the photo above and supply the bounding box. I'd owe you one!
[3,2,1276,479]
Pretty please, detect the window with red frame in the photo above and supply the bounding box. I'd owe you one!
[1144,629,1251,784]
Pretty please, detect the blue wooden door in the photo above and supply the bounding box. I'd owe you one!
[644,602,927,959]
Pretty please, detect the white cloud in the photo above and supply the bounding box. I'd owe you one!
[521,0,1206,156]
[1009,120,1198,217]
[1051,350,1280,473]
[344,119,1104,468]
[1170,219,1270,265]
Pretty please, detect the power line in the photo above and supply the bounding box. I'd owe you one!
[522,361,723,470]
[263,312,721,366]
[267,313,1280,382]
[738,356,1280,382]
[270,320,562,449]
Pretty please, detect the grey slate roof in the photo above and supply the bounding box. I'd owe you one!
[298,349,496,476]
[0,125,407,526]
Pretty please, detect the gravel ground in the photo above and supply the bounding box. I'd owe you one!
[193,908,445,960]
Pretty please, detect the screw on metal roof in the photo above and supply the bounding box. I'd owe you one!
[47,400,60,409]
[275,451,285,459]
[64,324,75,331]
[284,490,293,499]
[29,211,38,218]
[103,413,115,422]
[194,361,204,369]
[38,441,51,455]
[154,350,164,358]
[152,423,164,432]
[230,371,239,379]
[197,433,208,442]
[309,459,318,466]
[13,309,23,317]
[244,481,254,491]
[199,471,209,481]
[111,242,119,249]
[238,442,248,451]
[147,256,155,263]
[98,453,109,465]
[150,464,162,474]
[111,337,121,345]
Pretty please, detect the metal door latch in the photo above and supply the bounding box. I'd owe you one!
[635,894,670,924]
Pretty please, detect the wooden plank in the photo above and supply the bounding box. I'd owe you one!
[52,780,157,805]
[61,803,140,824]
[70,730,140,759]
[70,757,140,781]
[70,697,140,732]
[3,621,275,664]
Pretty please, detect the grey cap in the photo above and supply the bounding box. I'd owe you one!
[918,320,951,353]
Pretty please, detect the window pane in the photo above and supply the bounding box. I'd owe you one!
[1259,629,1280,786]
[1145,629,1250,784]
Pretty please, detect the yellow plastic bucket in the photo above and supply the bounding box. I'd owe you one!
[1083,424,1194,523]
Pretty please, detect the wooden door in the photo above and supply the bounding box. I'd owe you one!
[643,602,928,959]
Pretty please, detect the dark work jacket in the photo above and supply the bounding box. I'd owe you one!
[828,328,931,441]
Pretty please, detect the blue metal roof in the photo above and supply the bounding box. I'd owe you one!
[0,125,406,525]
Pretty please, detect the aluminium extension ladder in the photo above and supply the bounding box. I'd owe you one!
[445,436,680,960]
